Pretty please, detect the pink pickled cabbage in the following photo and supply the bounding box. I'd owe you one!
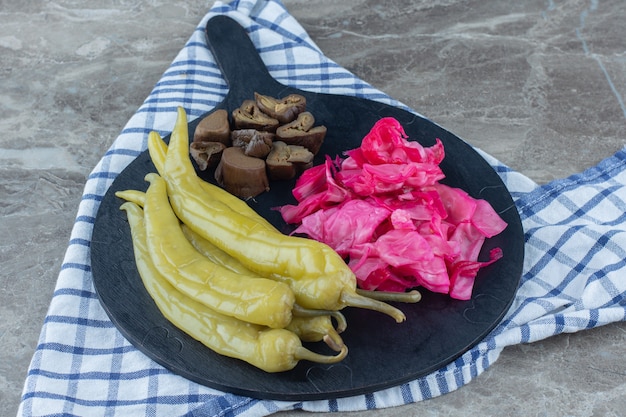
[278,117,507,300]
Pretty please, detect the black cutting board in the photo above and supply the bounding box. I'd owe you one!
[91,15,524,401]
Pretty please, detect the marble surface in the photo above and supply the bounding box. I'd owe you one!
[2,0,625,416]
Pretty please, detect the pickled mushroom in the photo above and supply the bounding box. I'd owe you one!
[276,111,326,155]
[255,92,306,124]
[190,141,226,171]
[215,146,269,199]
[231,129,274,159]
[266,141,314,181]
[232,100,279,132]
[193,109,231,145]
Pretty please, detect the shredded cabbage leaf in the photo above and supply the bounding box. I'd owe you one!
[278,117,507,300]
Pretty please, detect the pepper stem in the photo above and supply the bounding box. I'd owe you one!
[331,311,347,334]
[294,344,348,364]
[322,332,346,352]
[356,288,422,304]
[340,290,406,323]
[292,304,347,333]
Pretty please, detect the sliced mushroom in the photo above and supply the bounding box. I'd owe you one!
[231,129,274,159]
[266,141,314,181]
[276,111,327,155]
[214,146,269,199]
[255,92,306,124]
[232,100,279,132]
[189,141,226,171]
[193,109,231,145]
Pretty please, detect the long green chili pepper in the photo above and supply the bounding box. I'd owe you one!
[137,172,296,329]
[181,222,252,275]
[115,183,253,276]
[120,201,348,373]
[182,221,348,350]
[115,189,145,207]
[148,129,276,232]
[115,188,349,349]
[116,186,262,277]
[115,186,261,274]
[147,130,167,175]
[286,315,345,352]
[159,107,406,322]
[150,132,421,307]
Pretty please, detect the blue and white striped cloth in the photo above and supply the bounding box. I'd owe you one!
[18,1,626,416]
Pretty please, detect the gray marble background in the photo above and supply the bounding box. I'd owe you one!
[2,1,625,416]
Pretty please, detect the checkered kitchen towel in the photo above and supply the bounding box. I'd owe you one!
[18,0,626,416]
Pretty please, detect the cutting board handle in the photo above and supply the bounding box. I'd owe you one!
[205,15,283,105]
